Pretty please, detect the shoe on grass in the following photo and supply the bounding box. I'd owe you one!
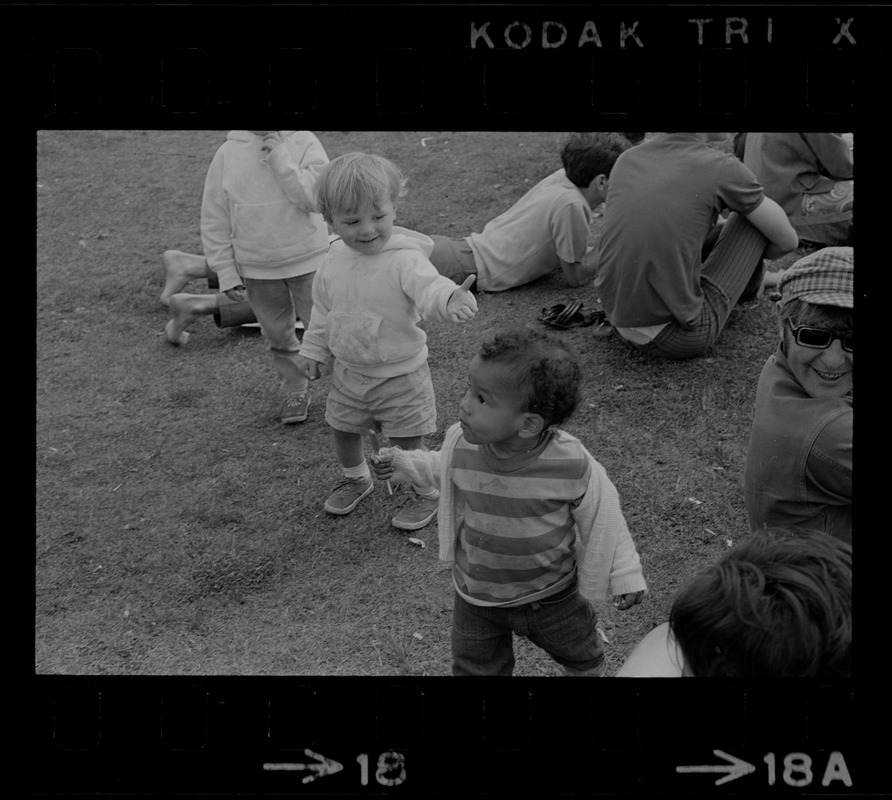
[280,393,309,424]
[392,492,439,531]
[324,477,373,515]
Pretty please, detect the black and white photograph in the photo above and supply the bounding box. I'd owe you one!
[26,1,880,796]
[36,129,853,678]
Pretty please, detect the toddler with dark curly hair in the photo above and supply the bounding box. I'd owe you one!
[372,328,647,676]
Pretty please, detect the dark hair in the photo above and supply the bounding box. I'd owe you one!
[477,328,582,427]
[560,132,630,188]
[669,528,852,677]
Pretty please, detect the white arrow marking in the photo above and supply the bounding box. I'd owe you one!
[263,750,344,784]
[676,749,756,786]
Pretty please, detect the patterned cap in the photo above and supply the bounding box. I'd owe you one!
[779,247,854,309]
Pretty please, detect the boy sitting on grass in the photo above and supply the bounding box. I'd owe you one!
[594,132,799,359]
[297,152,477,531]
[372,329,647,676]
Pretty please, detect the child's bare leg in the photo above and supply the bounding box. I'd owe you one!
[333,429,365,468]
[160,250,211,306]
[164,292,219,345]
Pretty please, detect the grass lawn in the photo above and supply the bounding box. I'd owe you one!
[36,130,815,676]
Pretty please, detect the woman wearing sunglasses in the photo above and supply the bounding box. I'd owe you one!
[744,247,853,543]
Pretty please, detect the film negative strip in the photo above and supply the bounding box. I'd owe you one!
[24,2,883,797]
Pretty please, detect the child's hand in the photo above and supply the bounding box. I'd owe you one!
[369,449,395,482]
[613,590,645,611]
[369,448,409,484]
[297,355,323,380]
[446,275,478,323]
[261,131,284,154]
[225,285,247,302]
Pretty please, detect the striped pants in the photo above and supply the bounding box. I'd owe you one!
[636,212,768,360]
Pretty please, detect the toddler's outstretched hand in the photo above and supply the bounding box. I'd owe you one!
[614,590,646,611]
[297,355,323,380]
[447,275,478,323]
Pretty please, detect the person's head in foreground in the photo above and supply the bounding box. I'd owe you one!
[459,328,581,452]
[670,527,852,677]
[314,152,408,255]
[776,246,853,400]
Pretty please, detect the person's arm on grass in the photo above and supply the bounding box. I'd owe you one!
[560,242,600,287]
[744,196,799,259]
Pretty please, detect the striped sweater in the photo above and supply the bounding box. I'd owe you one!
[386,423,647,607]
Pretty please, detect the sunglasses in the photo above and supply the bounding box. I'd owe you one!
[787,321,853,353]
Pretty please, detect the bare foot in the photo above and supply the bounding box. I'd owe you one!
[164,293,218,345]
[160,250,210,306]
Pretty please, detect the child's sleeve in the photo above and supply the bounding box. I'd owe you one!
[552,200,592,265]
[264,132,329,214]
[386,447,444,490]
[200,149,243,291]
[572,456,647,603]
[399,252,464,322]
[296,267,332,365]
[716,156,765,217]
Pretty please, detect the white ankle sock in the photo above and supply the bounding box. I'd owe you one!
[344,462,371,482]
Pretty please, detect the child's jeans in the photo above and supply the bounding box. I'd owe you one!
[451,582,605,677]
[244,273,314,394]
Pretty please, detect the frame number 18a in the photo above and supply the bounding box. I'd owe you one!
[764,751,852,788]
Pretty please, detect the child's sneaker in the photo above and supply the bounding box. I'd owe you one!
[280,393,309,424]
[392,492,439,531]
[324,477,374,515]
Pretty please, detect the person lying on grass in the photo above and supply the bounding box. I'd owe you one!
[427,132,630,292]
[371,328,647,676]
[297,152,478,532]
[616,527,851,677]
[744,246,853,544]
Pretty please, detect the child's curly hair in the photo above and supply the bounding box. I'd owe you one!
[477,328,582,427]
[669,527,852,677]
[314,152,408,223]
